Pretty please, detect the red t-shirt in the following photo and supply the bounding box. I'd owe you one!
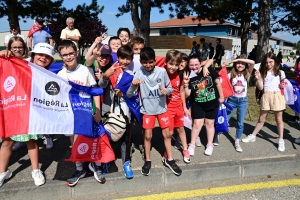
[167,71,184,108]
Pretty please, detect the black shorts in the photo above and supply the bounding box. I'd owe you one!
[214,58,221,66]
[191,104,219,120]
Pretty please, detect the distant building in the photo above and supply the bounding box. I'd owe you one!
[150,16,295,55]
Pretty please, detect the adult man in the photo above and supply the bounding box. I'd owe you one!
[60,17,81,48]
[213,38,223,68]
[4,24,26,48]
[27,17,53,51]
[60,17,81,62]
[199,38,210,61]
[189,41,200,57]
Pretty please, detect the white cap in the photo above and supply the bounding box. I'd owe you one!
[30,43,55,61]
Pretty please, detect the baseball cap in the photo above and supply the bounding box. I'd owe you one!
[30,43,55,61]
[100,44,112,55]
[35,17,45,23]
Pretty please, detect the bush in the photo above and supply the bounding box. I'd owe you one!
[290,52,295,56]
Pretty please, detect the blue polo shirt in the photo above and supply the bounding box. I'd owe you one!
[32,30,52,47]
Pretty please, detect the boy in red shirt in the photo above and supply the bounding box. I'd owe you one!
[162,49,191,163]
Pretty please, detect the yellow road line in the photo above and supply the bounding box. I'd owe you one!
[116,178,300,200]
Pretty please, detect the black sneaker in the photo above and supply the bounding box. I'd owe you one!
[89,162,106,183]
[288,116,300,123]
[213,133,219,146]
[165,159,182,176]
[66,170,86,187]
[141,161,151,176]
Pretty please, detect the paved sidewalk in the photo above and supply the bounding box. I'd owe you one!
[0,119,300,200]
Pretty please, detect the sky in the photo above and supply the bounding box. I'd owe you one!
[0,0,299,43]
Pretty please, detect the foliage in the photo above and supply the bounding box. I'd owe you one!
[294,41,300,51]
[0,0,64,27]
[48,0,107,56]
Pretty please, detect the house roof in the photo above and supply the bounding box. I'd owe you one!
[150,16,239,28]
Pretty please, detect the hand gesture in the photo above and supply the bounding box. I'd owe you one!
[114,89,124,97]
[93,112,102,123]
[0,50,13,58]
[132,79,144,86]
[103,61,120,78]
[202,66,210,77]
[159,84,168,95]
[93,44,104,57]
[183,71,190,84]
[184,108,191,119]
[254,70,261,80]
[95,68,102,80]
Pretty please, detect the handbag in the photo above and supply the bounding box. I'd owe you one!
[215,102,233,133]
[103,96,127,142]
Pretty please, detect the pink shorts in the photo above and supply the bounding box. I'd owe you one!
[142,112,170,129]
[168,106,184,131]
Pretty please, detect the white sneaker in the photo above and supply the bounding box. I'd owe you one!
[0,170,12,187]
[242,134,256,143]
[278,140,285,152]
[188,144,195,156]
[43,137,53,149]
[295,137,300,144]
[235,143,243,152]
[31,169,45,186]
[204,144,214,156]
[195,137,202,147]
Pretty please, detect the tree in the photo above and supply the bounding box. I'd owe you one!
[48,0,107,57]
[0,0,64,29]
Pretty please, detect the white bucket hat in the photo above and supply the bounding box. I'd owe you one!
[30,43,55,61]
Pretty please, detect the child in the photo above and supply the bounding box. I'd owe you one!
[126,36,145,73]
[56,40,103,186]
[162,49,191,163]
[0,42,54,187]
[98,45,134,179]
[220,55,254,152]
[184,55,224,156]
[179,52,188,71]
[242,52,286,152]
[108,36,122,64]
[127,47,182,176]
[85,35,112,81]
[117,27,131,46]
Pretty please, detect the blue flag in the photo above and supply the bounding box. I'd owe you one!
[115,71,141,124]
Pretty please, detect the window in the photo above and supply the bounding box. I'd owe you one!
[228,27,232,36]
[193,27,197,36]
[160,28,183,36]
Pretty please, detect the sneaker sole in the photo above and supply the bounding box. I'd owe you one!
[213,143,219,146]
[33,178,45,186]
[195,143,202,147]
[66,172,86,187]
[183,158,191,164]
[88,163,106,183]
[164,162,182,176]
[242,139,255,143]
[141,171,150,176]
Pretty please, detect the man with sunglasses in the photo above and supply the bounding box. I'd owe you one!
[27,17,53,51]
[4,24,26,48]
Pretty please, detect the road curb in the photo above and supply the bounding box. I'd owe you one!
[1,155,300,200]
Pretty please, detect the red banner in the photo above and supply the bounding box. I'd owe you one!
[218,67,234,98]
[66,134,115,163]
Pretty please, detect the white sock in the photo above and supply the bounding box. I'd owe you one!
[279,139,284,142]
[76,163,83,171]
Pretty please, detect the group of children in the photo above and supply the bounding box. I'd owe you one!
[0,26,295,188]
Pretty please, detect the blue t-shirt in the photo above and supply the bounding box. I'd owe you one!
[111,52,118,64]
[32,30,52,47]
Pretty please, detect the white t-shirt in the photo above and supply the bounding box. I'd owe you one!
[4,34,26,44]
[228,73,248,98]
[263,70,285,92]
[57,64,96,86]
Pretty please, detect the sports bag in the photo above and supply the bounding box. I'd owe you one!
[103,96,127,142]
